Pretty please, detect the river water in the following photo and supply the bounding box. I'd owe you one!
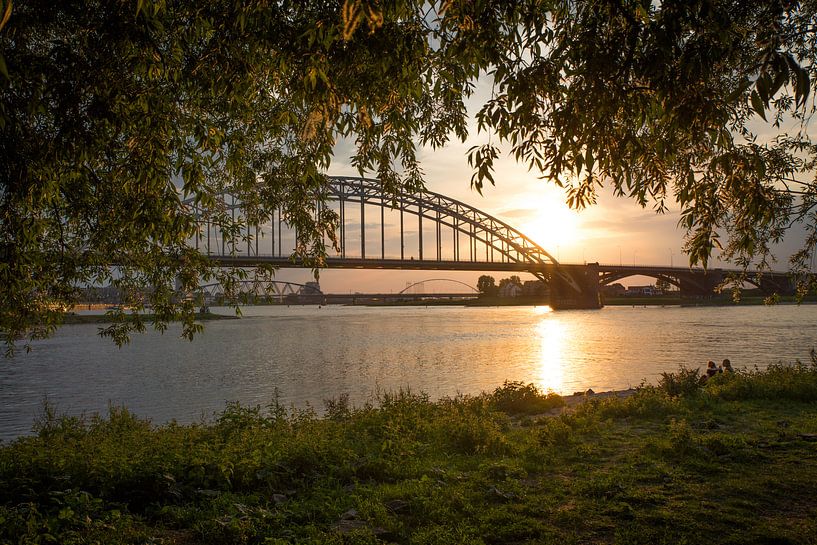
[1,304,816,441]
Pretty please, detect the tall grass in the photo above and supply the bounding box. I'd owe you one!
[2,362,816,544]
[487,381,565,415]
[653,351,817,402]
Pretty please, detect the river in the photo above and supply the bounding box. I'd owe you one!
[1,304,816,442]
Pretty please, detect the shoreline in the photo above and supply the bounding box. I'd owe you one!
[67,296,817,313]
[2,365,816,544]
[561,387,638,408]
[60,312,238,325]
[0,386,641,443]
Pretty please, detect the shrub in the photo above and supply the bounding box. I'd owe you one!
[657,366,702,397]
[489,381,565,415]
[324,393,352,421]
[537,416,573,448]
[667,418,695,454]
[434,406,509,455]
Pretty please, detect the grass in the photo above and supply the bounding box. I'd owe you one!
[2,363,817,544]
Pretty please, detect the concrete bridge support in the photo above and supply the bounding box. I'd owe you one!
[549,263,602,310]
[678,270,724,298]
[759,275,796,296]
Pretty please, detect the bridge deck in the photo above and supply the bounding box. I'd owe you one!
[209,256,791,278]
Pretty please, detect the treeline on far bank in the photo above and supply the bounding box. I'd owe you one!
[2,360,817,544]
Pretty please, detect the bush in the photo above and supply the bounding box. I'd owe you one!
[489,381,565,415]
[537,416,573,448]
[434,399,509,454]
[324,393,352,421]
[657,366,702,398]
[667,418,695,454]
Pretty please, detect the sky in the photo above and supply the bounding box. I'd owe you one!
[268,80,813,294]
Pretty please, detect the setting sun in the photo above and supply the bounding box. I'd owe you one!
[516,194,582,260]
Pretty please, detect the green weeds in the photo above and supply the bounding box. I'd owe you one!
[488,381,565,415]
[2,365,817,544]
[657,365,703,397]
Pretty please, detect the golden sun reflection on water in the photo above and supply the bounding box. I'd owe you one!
[535,317,566,393]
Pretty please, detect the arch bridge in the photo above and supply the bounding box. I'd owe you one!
[598,265,797,298]
[398,278,478,294]
[185,176,798,308]
[197,280,324,304]
[186,176,599,308]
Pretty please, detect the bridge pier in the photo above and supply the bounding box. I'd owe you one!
[759,275,796,297]
[678,270,724,298]
[549,263,602,310]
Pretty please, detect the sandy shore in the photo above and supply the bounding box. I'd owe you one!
[526,388,639,418]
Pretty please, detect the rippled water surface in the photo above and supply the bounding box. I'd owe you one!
[2,304,816,441]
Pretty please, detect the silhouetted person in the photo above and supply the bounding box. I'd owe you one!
[706,360,718,378]
[722,359,733,373]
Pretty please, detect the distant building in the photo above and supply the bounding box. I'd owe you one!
[601,283,626,297]
[300,281,321,295]
[498,282,523,298]
[521,280,547,297]
[297,281,323,304]
[626,285,657,296]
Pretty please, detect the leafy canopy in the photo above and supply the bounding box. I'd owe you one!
[1,0,816,349]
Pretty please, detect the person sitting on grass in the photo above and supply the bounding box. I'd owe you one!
[699,360,718,384]
[722,359,733,373]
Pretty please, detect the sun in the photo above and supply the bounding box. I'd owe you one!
[517,195,581,260]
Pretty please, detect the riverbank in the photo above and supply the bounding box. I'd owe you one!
[604,294,817,306]
[61,312,238,324]
[2,363,816,544]
[360,294,817,308]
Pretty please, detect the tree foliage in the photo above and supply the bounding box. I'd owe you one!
[476,274,497,296]
[2,0,817,350]
[655,278,672,294]
[460,0,817,277]
[0,0,464,350]
[498,275,523,291]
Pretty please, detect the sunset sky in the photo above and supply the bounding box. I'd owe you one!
[271,81,811,294]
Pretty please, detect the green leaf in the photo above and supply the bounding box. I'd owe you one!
[796,66,810,107]
[750,90,767,121]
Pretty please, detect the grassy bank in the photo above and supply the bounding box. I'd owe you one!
[2,367,817,544]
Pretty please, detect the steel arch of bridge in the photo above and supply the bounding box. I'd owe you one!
[185,176,567,285]
[398,278,478,294]
[326,177,558,270]
[197,280,323,301]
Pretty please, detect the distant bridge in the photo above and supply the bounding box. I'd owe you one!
[196,278,479,305]
[197,280,323,303]
[596,264,796,297]
[186,176,800,309]
[399,278,478,294]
